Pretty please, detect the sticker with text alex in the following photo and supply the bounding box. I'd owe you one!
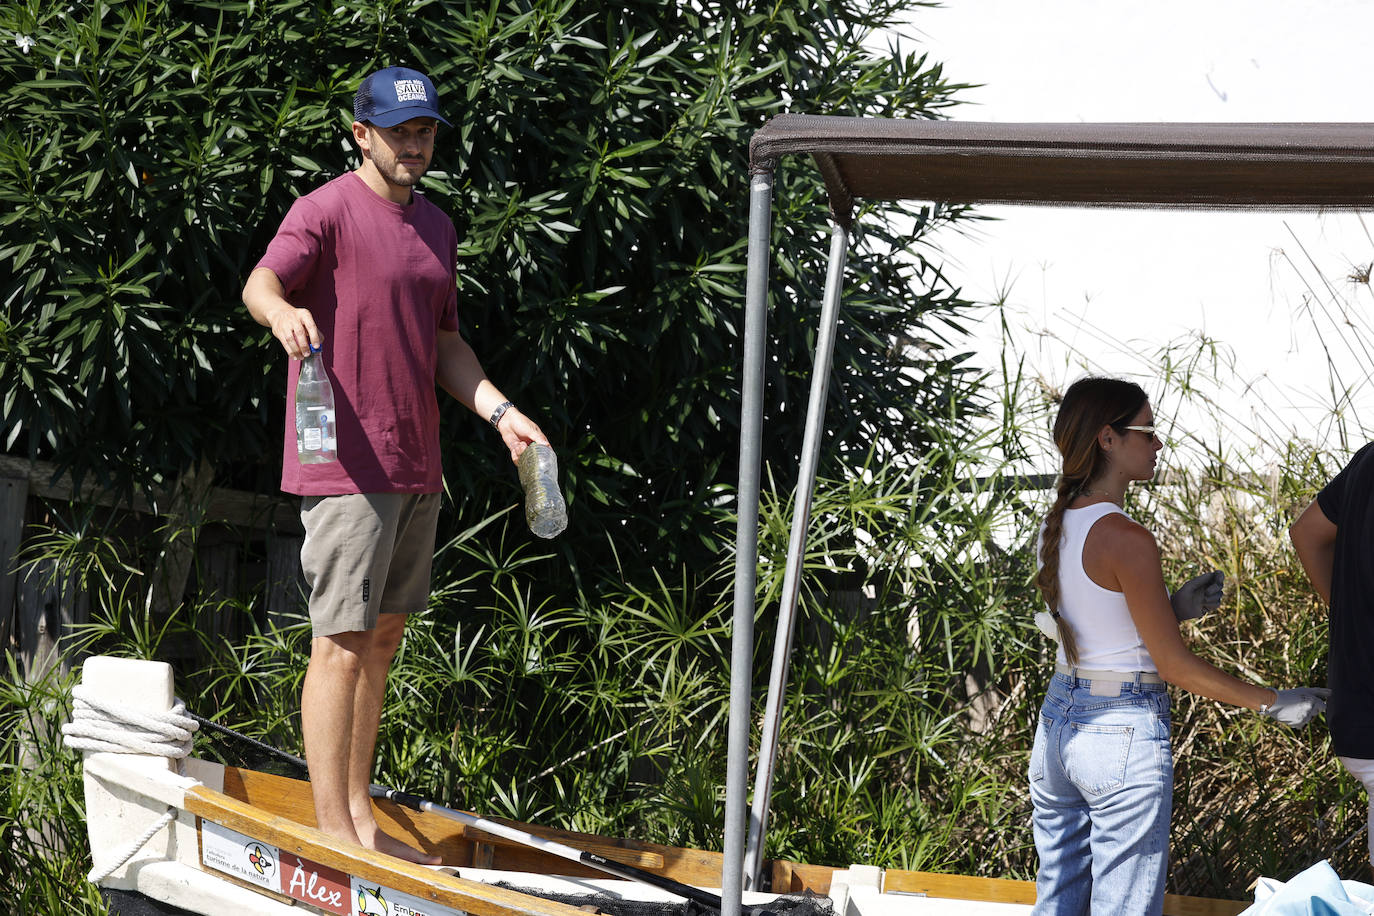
[280,851,351,914]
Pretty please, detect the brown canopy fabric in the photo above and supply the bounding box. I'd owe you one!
[748,115,1374,226]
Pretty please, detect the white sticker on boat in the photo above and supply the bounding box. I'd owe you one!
[201,820,282,892]
[352,877,462,916]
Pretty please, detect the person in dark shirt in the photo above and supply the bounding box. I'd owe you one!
[1290,441,1374,871]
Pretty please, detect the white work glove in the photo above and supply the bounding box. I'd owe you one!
[1034,610,1058,641]
[1170,570,1224,622]
[1260,687,1332,727]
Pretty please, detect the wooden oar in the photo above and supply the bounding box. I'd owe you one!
[373,786,779,916]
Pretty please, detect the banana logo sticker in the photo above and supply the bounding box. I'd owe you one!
[351,876,461,915]
[357,884,389,915]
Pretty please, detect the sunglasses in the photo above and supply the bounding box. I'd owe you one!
[1120,424,1158,438]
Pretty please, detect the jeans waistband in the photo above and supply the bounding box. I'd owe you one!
[1055,662,1163,684]
[1054,662,1164,697]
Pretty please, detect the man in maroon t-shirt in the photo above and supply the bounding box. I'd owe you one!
[243,66,549,863]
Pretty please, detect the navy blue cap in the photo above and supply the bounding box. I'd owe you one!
[353,67,450,128]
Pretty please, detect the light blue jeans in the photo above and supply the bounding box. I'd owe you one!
[1029,672,1173,916]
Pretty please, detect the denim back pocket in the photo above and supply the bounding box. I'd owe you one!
[1064,723,1133,795]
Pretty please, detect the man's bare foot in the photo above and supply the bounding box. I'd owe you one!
[354,817,442,866]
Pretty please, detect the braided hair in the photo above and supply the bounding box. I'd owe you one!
[1036,377,1149,665]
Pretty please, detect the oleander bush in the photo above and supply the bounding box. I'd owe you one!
[0,0,977,574]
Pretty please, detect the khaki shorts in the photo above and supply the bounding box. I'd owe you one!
[299,493,441,637]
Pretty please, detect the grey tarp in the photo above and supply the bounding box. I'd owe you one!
[722,114,1374,916]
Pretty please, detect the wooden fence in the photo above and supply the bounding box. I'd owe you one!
[1,455,307,686]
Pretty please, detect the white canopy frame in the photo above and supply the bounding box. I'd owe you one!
[719,115,1374,916]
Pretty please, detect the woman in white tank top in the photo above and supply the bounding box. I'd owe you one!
[1028,377,1329,916]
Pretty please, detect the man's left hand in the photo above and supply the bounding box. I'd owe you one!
[497,407,548,463]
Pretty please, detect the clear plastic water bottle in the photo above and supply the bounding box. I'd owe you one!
[295,344,337,464]
[517,443,567,538]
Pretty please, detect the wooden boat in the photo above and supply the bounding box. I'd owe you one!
[74,655,1248,916]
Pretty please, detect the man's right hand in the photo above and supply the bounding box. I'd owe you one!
[243,267,320,359]
[265,304,321,360]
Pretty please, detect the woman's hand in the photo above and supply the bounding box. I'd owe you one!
[1259,687,1332,727]
[1169,570,1224,622]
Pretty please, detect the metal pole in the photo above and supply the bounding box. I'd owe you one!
[721,169,774,916]
[742,221,850,887]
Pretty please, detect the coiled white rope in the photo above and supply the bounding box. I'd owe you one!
[61,685,201,882]
[62,686,199,757]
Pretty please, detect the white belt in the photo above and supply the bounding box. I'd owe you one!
[1055,662,1164,696]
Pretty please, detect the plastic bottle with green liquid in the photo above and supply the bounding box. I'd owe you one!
[517,443,567,538]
